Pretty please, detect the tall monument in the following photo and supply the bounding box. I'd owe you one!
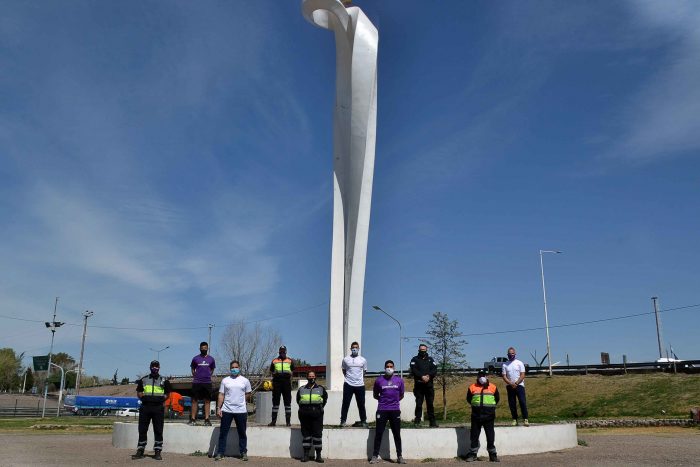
[301,0,379,391]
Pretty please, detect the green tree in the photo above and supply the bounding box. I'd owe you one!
[0,348,23,391]
[426,312,468,420]
[24,367,34,391]
[51,352,76,370]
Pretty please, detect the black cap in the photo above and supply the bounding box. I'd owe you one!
[477,369,487,377]
[279,345,287,351]
[150,360,160,367]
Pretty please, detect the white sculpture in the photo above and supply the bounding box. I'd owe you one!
[301,0,378,391]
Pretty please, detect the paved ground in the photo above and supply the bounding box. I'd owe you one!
[0,428,699,466]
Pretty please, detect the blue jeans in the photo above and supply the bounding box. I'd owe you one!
[218,412,247,456]
[506,384,528,420]
[340,382,367,422]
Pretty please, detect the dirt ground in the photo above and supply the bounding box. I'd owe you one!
[0,428,699,466]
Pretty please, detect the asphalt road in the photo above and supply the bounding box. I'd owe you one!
[0,428,699,466]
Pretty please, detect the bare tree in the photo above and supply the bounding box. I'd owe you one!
[220,320,281,391]
[426,311,467,421]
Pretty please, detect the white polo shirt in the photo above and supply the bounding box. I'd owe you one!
[219,375,252,413]
[342,355,367,387]
[502,359,526,387]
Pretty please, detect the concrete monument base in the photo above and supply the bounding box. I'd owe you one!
[254,390,416,425]
[112,421,577,459]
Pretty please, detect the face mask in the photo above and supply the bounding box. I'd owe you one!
[200,350,208,356]
[351,348,359,357]
[508,354,515,361]
[308,378,316,385]
[230,368,240,376]
[385,368,395,376]
[150,367,159,375]
[279,352,286,358]
[478,376,487,385]
[419,350,427,357]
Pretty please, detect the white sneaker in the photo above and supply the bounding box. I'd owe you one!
[524,419,529,427]
[511,419,518,426]
[369,455,381,464]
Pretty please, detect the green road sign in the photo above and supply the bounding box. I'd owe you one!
[33,355,49,372]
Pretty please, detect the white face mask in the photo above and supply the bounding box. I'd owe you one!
[478,376,487,385]
[351,348,359,356]
[385,367,395,376]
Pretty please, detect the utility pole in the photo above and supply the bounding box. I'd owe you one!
[208,324,214,356]
[651,297,663,359]
[75,310,94,395]
[42,297,64,418]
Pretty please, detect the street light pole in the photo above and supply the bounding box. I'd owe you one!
[75,310,94,395]
[651,297,663,359]
[208,324,214,356]
[149,346,170,362]
[42,297,64,418]
[539,250,562,377]
[372,306,403,379]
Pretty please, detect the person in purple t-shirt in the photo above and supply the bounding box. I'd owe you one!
[370,360,406,465]
[189,341,216,426]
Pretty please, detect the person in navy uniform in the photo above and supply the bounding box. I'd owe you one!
[133,360,171,460]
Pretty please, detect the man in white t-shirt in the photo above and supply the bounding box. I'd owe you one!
[215,360,252,461]
[340,341,368,427]
[501,346,529,426]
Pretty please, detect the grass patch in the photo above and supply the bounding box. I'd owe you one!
[422,458,437,462]
[189,450,208,456]
[0,417,114,431]
[577,438,588,446]
[430,374,700,423]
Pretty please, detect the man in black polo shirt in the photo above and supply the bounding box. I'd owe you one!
[409,343,438,427]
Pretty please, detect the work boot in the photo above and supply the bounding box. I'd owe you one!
[132,448,145,459]
[153,451,163,461]
[286,414,292,427]
[241,452,248,461]
[429,420,439,428]
[315,449,324,463]
[268,416,277,426]
[489,452,500,462]
[361,421,369,428]
[302,448,310,462]
[465,453,477,462]
[412,418,421,426]
[339,420,347,427]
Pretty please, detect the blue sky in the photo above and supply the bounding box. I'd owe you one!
[1,1,699,379]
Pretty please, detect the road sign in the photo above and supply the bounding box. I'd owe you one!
[33,355,49,372]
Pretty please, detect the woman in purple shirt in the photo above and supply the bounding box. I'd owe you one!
[370,360,406,464]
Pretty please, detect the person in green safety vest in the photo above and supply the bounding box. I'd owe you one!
[466,369,500,462]
[269,345,295,426]
[296,371,328,463]
[133,360,171,461]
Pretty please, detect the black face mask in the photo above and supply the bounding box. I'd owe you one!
[200,350,208,356]
[419,350,427,357]
[307,378,316,385]
[279,353,286,359]
[150,367,160,376]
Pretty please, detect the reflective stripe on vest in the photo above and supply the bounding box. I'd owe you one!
[298,386,324,405]
[273,358,292,374]
[469,383,497,407]
[143,376,166,399]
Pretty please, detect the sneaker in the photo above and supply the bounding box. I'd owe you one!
[153,451,163,461]
[523,419,529,427]
[286,421,291,427]
[489,453,500,462]
[204,419,212,427]
[511,419,518,426]
[132,448,145,459]
[188,419,197,426]
[369,455,381,464]
[214,453,223,461]
[339,421,347,427]
[465,454,477,462]
[361,421,369,428]
[352,421,364,427]
[412,418,421,426]
[429,421,439,428]
[397,456,406,464]
[241,452,248,461]
[268,421,276,427]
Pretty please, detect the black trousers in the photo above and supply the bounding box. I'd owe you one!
[340,382,367,422]
[469,414,496,455]
[271,378,292,420]
[413,382,435,422]
[506,384,528,420]
[373,410,402,457]
[138,404,164,452]
[299,407,324,450]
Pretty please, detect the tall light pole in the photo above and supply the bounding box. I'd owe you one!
[42,297,64,418]
[208,324,214,356]
[372,306,403,378]
[75,310,94,395]
[149,346,170,362]
[539,250,562,377]
[651,297,663,359]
